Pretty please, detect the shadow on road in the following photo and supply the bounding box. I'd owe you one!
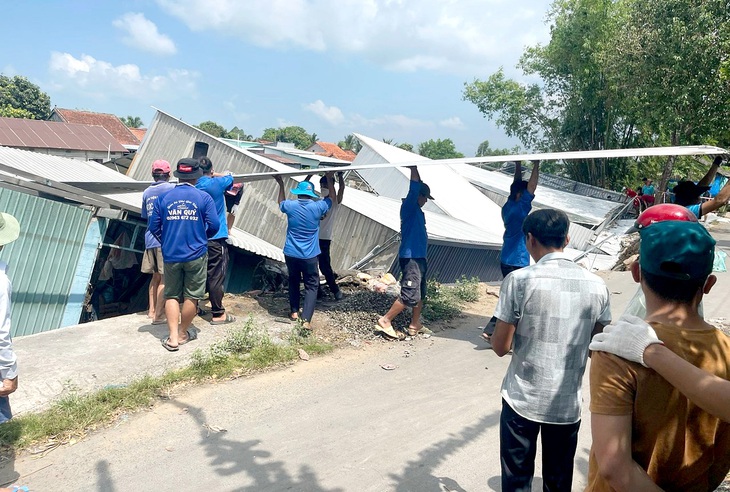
[389,410,500,491]
[171,400,342,491]
[96,460,115,492]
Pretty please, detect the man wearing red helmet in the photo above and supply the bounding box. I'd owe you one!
[586,212,730,491]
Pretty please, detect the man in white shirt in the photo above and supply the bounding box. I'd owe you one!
[0,211,20,423]
[492,208,611,491]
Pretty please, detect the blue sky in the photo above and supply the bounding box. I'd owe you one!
[2,1,551,156]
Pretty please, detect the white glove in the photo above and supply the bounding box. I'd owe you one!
[589,315,664,367]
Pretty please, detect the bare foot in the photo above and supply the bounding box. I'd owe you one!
[377,317,392,329]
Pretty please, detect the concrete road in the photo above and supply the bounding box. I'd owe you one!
[11,320,597,491]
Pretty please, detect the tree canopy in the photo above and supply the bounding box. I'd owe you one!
[120,115,144,128]
[417,139,464,159]
[463,0,730,190]
[261,126,315,149]
[0,75,51,120]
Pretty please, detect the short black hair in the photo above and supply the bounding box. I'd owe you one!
[198,156,213,171]
[522,209,569,249]
[152,172,169,182]
[641,268,706,303]
[509,180,528,201]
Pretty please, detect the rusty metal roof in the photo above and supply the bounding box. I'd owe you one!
[0,117,128,153]
[52,108,140,147]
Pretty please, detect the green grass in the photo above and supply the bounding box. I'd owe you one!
[422,276,481,322]
[0,317,332,451]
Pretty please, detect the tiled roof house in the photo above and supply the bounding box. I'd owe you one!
[307,141,357,162]
[50,108,140,149]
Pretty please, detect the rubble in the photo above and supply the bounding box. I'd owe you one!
[611,233,640,271]
[323,290,412,338]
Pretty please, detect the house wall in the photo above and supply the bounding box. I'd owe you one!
[0,188,93,336]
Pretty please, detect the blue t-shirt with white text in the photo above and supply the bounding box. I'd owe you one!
[501,190,534,267]
[141,181,175,249]
[399,180,428,259]
[280,198,332,259]
[149,183,220,263]
[196,174,234,240]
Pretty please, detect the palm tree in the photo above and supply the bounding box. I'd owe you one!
[120,115,144,128]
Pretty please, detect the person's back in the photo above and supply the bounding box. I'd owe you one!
[588,324,730,491]
[153,183,218,263]
[588,218,730,491]
[500,255,610,421]
[281,197,329,259]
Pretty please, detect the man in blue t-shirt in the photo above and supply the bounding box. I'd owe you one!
[274,174,333,332]
[376,166,433,340]
[674,155,730,219]
[140,159,175,325]
[482,160,540,344]
[195,156,236,325]
[149,158,219,351]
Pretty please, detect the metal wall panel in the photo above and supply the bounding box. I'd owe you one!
[390,244,503,283]
[0,188,92,336]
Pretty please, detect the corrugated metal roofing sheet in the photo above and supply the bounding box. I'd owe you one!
[227,228,284,262]
[0,117,128,152]
[352,134,504,242]
[342,188,501,248]
[450,163,621,226]
[0,187,92,336]
[53,108,140,147]
[0,146,143,213]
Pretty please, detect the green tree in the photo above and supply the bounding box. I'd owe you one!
[225,126,253,140]
[120,115,144,128]
[0,106,35,119]
[397,143,414,152]
[417,139,465,159]
[337,134,361,153]
[196,121,227,138]
[476,139,520,157]
[0,75,51,120]
[260,126,314,149]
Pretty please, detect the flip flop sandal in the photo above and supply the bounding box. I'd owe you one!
[161,337,179,352]
[151,319,168,325]
[178,328,198,345]
[210,313,236,325]
[374,324,405,341]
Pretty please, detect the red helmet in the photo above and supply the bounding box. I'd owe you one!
[628,203,697,233]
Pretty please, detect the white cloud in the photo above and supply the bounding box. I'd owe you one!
[439,117,465,130]
[113,12,177,56]
[156,0,550,75]
[304,100,345,125]
[48,52,197,101]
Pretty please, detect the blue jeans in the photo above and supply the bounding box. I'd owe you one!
[0,396,12,424]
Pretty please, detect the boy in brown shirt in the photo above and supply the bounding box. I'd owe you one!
[586,219,730,491]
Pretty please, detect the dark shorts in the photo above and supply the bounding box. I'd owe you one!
[164,254,208,300]
[141,247,164,275]
[399,257,427,307]
[500,262,524,278]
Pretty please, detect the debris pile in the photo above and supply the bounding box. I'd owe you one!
[324,290,412,338]
[611,233,640,271]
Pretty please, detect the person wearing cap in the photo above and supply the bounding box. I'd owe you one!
[0,211,20,423]
[274,173,334,331]
[149,158,220,351]
[586,220,730,491]
[481,160,540,345]
[195,156,236,325]
[140,160,175,325]
[490,208,611,491]
[375,166,434,340]
[673,154,730,219]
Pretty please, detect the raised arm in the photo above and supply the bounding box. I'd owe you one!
[336,172,345,204]
[274,175,285,204]
[511,161,522,183]
[700,179,730,216]
[325,172,336,201]
[697,155,725,187]
[408,166,421,183]
[527,160,540,194]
